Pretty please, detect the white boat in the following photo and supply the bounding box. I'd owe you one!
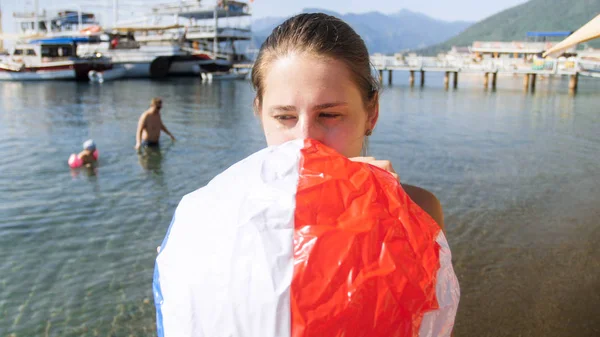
[120,0,253,74]
[79,0,253,78]
[9,2,253,79]
[0,40,111,81]
[77,35,195,78]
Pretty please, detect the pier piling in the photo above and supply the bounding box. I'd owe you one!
[523,74,530,91]
[569,73,579,94]
[453,72,458,89]
[444,72,450,89]
[367,54,594,94]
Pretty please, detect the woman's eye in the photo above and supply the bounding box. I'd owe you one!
[274,115,296,121]
[319,113,341,119]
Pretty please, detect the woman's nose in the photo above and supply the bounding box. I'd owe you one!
[295,117,323,141]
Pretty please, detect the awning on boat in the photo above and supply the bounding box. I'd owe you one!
[543,14,600,57]
[29,36,95,44]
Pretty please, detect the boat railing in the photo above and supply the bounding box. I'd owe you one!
[186,25,251,33]
[180,46,234,60]
[114,40,141,49]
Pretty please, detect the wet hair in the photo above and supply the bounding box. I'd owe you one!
[251,13,379,112]
[151,97,163,107]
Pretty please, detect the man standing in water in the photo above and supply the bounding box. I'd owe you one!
[135,98,176,150]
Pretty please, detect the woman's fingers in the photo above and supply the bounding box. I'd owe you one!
[349,157,399,181]
[349,156,376,163]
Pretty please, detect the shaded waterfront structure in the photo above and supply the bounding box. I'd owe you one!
[369,17,600,94]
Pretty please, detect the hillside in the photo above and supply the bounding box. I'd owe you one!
[251,8,472,54]
[419,0,600,54]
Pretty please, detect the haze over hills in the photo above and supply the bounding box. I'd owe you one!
[420,0,600,54]
[250,8,473,54]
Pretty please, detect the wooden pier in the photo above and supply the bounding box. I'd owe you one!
[234,55,598,94]
[369,55,598,94]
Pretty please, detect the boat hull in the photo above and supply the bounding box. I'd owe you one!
[0,69,75,81]
[0,64,76,81]
[88,66,127,83]
[0,57,112,81]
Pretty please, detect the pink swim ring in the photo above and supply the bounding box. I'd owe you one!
[68,150,99,168]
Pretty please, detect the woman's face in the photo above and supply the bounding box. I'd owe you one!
[258,53,378,158]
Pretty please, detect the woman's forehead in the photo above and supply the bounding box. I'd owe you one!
[263,54,361,104]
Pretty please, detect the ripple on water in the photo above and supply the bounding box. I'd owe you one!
[1,77,599,336]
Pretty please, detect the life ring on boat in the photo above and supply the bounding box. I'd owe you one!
[88,70,105,83]
[80,25,102,34]
[68,150,99,168]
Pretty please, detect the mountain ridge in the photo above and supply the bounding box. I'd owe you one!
[250,8,473,54]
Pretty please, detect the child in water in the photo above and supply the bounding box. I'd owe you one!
[68,139,98,168]
[79,139,97,165]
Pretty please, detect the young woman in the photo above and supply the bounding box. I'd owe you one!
[251,13,444,229]
[154,14,459,337]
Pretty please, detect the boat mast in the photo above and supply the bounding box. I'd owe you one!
[78,7,83,31]
[213,1,218,57]
[34,0,39,34]
[0,4,3,51]
[113,0,119,26]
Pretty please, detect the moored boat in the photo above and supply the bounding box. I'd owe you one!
[0,39,111,81]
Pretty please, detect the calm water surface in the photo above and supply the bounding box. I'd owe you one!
[1,73,599,336]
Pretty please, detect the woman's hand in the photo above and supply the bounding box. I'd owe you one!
[349,156,399,181]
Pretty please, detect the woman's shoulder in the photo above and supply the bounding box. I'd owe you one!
[400,184,444,230]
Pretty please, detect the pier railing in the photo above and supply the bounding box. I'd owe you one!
[232,55,599,93]
[369,54,586,76]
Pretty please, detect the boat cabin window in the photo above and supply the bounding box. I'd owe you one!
[41,45,75,58]
[14,49,24,56]
[19,22,46,33]
[26,49,37,56]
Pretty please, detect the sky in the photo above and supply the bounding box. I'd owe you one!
[1,0,528,34]
[250,0,528,21]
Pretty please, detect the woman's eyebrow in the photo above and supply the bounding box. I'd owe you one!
[270,105,296,113]
[313,102,348,110]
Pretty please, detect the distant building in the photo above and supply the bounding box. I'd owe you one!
[471,32,576,60]
[448,46,471,56]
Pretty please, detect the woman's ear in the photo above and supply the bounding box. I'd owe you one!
[253,97,261,117]
[367,95,379,132]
